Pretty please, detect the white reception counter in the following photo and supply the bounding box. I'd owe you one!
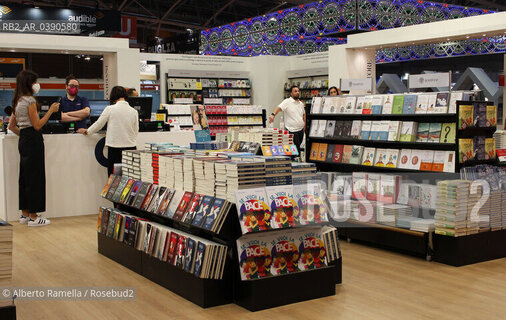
[0,131,195,221]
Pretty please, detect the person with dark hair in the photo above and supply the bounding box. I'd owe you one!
[269,85,306,155]
[60,75,90,130]
[127,88,139,97]
[77,86,138,176]
[7,69,59,227]
[328,86,339,96]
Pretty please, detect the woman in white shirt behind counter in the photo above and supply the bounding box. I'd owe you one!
[77,86,139,176]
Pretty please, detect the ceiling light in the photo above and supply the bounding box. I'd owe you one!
[84,56,91,61]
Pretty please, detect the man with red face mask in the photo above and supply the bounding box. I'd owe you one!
[60,75,90,130]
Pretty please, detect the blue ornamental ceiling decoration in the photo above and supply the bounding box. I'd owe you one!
[200,0,495,60]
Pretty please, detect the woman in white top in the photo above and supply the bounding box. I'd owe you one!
[8,70,59,227]
[77,86,139,176]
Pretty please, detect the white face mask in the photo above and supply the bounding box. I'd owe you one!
[32,83,40,94]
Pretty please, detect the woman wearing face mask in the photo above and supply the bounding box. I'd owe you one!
[77,86,139,176]
[8,70,60,227]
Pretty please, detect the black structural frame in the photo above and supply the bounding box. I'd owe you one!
[305,100,502,265]
[97,192,342,311]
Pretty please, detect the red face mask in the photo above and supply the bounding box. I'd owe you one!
[68,87,78,96]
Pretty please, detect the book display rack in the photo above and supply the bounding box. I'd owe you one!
[306,93,504,265]
[97,152,342,311]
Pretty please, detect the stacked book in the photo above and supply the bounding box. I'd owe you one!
[376,204,412,227]
[140,152,154,183]
[122,150,141,180]
[215,161,229,200]
[173,157,184,191]
[183,157,195,192]
[494,130,506,162]
[193,158,206,195]
[145,142,175,151]
[203,159,218,196]
[410,218,435,232]
[490,190,502,231]
[158,155,174,188]
[396,216,419,229]
[291,163,317,185]
[189,141,228,150]
[435,180,471,237]
[466,186,480,235]
[226,161,265,202]
[503,189,506,229]
[264,156,292,186]
[0,220,12,282]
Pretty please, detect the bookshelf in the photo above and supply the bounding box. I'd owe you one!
[284,74,329,108]
[306,95,501,263]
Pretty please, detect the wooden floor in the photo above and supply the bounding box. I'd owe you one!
[5,215,506,319]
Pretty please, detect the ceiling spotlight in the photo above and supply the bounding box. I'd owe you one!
[482,34,486,37]
[84,56,91,61]
[100,57,103,61]
[466,35,470,38]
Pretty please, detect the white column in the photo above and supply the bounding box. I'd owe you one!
[103,48,140,99]
[329,45,376,94]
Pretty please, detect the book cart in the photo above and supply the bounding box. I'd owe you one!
[306,98,506,266]
[97,186,342,311]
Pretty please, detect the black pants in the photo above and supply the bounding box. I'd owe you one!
[18,127,45,213]
[107,146,136,176]
[289,129,304,156]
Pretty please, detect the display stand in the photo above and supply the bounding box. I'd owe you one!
[97,184,342,310]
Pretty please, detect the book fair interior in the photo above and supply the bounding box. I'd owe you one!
[1,0,506,319]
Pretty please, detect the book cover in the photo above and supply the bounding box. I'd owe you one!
[420,150,435,171]
[387,121,401,141]
[183,238,197,273]
[332,121,343,137]
[385,149,400,168]
[355,97,365,114]
[101,175,115,198]
[298,229,327,270]
[311,97,322,114]
[174,235,186,268]
[426,94,437,113]
[166,189,184,219]
[370,121,381,141]
[118,179,134,204]
[315,120,326,137]
[399,122,417,142]
[262,146,273,156]
[111,176,129,203]
[191,195,214,227]
[325,144,336,162]
[379,175,400,203]
[283,145,292,156]
[485,138,496,160]
[183,194,204,224]
[486,105,497,127]
[270,145,280,156]
[270,235,300,275]
[341,121,352,137]
[342,145,353,163]
[392,95,405,114]
[202,198,226,230]
[474,136,485,161]
[167,232,179,265]
[294,183,329,225]
[443,151,456,173]
[398,149,412,169]
[333,144,344,163]
[415,94,429,114]
[237,236,271,280]
[473,102,487,127]
[428,123,442,143]
[344,96,357,113]
[359,121,372,140]
[309,120,319,137]
[459,138,474,163]
[371,95,384,114]
[382,94,394,114]
[402,95,417,114]
[173,191,194,221]
[435,92,449,113]
[140,184,158,211]
[317,143,328,162]
[378,120,390,141]
[361,147,376,166]
[148,186,167,213]
[266,185,298,229]
[158,188,175,215]
[349,145,364,164]
[126,181,143,207]
[416,123,430,142]
[432,151,446,172]
[309,143,320,161]
[350,120,362,138]
[324,120,336,138]
[366,173,381,201]
[290,145,299,156]
[105,175,122,200]
[459,105,474,129]
[408,150,423,170]
[133,182,151,209]
[236,188,271,233]
[373,148,387,167]
[193,242,207,278]
[448,91,463,114]
[362,96,373,114]
[440,123,456,143]
[352,172,368,199]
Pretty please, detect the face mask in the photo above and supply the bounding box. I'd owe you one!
[68,86,78,96]
[32,83,40,94]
